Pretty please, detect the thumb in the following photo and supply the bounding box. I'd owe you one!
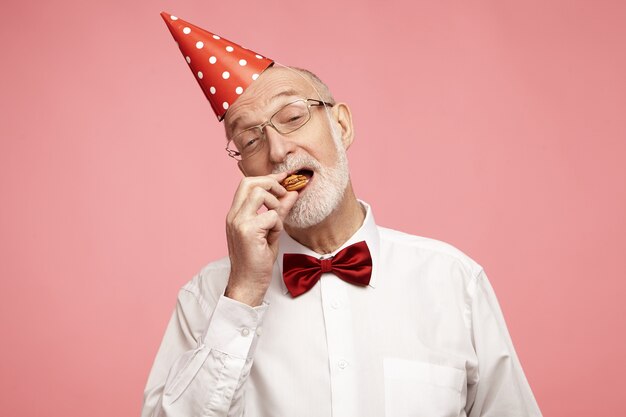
[276,191,299,221]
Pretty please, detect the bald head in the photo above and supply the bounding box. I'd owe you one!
[282,66,335,104]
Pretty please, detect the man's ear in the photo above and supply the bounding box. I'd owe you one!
[332,102,355,150]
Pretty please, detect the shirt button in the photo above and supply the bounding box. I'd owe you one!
[338,359,348,369]
[241,328,250,337]
[331,300,341,309]
[255,326,262,336]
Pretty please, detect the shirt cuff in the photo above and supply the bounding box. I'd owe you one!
[202,294,268,359]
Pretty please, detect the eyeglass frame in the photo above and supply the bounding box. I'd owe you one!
[225,98,335,160]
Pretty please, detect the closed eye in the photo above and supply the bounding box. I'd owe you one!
[243,137,260,149]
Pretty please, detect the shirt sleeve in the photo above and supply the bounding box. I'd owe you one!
[465,270,543,417]
[141,290,268,417]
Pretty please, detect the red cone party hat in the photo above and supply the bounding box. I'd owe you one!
[160,11,274,121]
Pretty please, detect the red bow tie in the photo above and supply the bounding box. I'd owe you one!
[282,241,373,297]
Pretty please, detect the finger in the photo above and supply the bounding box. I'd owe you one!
[266,215,284,248]
[230,175,287,215]
[236,187,282,219]
[275,190,299,221]
[254,209,281,234]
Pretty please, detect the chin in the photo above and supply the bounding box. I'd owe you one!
[284,177,348,229]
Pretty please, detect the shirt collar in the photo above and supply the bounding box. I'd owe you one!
[277,200,380,295]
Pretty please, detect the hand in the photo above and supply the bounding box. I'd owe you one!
[224,172,298,306]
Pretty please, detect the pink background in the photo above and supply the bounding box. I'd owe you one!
[1,0,625,416]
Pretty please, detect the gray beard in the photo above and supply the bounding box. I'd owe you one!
[273,142,350,229]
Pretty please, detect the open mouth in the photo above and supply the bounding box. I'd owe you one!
[295,169,314,181]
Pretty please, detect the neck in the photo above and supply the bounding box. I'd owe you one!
[284,182,365,254]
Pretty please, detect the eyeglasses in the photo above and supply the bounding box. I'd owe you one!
[225,98,334,161]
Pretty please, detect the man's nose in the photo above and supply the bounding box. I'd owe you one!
[265,126,295,164]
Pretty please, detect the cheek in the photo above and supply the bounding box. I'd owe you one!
[303,131,340,164]
[313,140,342,167]
[240,160,273,176]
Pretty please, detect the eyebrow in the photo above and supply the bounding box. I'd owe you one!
[229,89,301,134]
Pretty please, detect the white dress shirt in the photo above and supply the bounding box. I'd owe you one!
[142,201,542,417]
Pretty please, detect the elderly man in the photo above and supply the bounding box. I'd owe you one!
[142,12,543,417]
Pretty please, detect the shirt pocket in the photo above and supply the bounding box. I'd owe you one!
[383,357,466,417]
